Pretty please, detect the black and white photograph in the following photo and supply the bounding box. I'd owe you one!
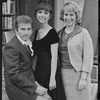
[2,0,98,100]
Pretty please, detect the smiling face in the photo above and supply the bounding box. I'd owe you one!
[60,2,82,26]
[36,9,51,24]
[63,11,76,26]
[16,23,32,41]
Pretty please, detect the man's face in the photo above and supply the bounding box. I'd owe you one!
[16,23,32,41]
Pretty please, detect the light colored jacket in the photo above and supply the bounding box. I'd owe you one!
[58,25,94,73]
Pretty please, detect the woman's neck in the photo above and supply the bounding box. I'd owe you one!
[65,24,76,34]
[36,23,52,40]
[40,23,50,30]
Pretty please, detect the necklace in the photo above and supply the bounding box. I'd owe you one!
[64,27,74,40]
[64,33,68,40]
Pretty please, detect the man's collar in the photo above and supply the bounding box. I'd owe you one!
[16,34,31,46]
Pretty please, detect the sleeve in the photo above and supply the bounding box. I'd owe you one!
[81,28,94,73]
[2,45,37,96]
[48,28,59,44]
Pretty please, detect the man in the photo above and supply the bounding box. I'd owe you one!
[2,15,51,100]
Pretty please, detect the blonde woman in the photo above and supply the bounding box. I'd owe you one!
[58,1,94,100]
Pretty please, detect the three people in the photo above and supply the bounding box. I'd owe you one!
[58,1,94,100]
[2,1,94,100]
[2,15,50,100]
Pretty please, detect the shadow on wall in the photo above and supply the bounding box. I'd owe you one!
[82,0,98,56]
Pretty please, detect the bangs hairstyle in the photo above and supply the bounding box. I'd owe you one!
[15,15,33,29]
[60,1,81,25]
[35,2,53,16]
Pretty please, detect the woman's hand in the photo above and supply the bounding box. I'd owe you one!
[35,86,48,96]
[49,77,56,90]
[78,79,87,91]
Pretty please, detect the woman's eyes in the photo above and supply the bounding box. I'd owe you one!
[38,11,42,13]
[45,12,49,14]
[65,13,74,16]
[70,14,74,16]
[38,10,49,14]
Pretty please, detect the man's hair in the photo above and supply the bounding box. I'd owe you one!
[15,15,33,29]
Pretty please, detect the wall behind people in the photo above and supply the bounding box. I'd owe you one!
[82,0,98,58]
[15,0,26,15]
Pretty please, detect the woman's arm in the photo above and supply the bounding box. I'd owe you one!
[79,29,94,91]
[81,29,94,74]
[49,43,58,90]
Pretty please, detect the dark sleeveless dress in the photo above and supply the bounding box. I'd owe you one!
[32,28,66,100]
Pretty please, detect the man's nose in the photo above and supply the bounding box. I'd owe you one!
[24,30,29,34]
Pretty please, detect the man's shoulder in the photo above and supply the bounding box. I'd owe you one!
[4,36,18,48]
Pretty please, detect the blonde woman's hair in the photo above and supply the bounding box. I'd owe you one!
[60,1,82,25]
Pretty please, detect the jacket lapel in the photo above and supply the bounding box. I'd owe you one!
[70,24,82,38]
[23,44,32,54]
[58,24,82,39]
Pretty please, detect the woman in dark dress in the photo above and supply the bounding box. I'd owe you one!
[32,1,66,100]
